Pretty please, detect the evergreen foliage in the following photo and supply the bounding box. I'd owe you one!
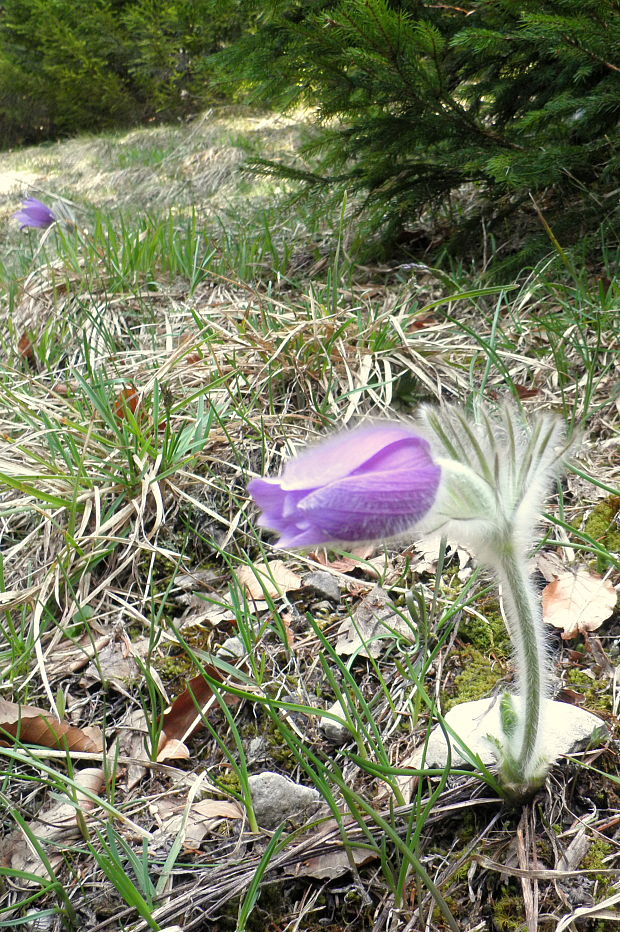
[213,0,620,261]
[0,0,243,148]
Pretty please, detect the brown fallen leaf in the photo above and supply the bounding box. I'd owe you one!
[18,331,35,365]
[157,668,239,762]
[535,550,566,583]
[294,841,375,880]
[151,797,243,851]
[543,570,617,639]
[557,688,586,706]
[117,707,151,790]
[114,384,141,421]
[410,533,471,577]
[50,379,79,397]
[409,315,439,330]
[335,586,414,659]
[0,700,103,752]
[236,560,301,600]
[46,632,112,678]
[309,544,376,574]
[1,767,105,878]
[286,818,375,880]
[280,611,296,649]
[513,384,540,399]
[80,634,149,692]
[191,798,243,821]
[177,593,237,627]
[158,737,191,762]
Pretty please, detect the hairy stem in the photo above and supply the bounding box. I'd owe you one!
[495,537,548,790]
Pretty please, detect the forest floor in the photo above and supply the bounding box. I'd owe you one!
[0,107,619,932]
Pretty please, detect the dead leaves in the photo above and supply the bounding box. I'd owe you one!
[309,544,376,574]
[157,668,239,762]
[0,700,103,752]
[1,768,105,877]
[285,818,375,880]
[335,586,414,659]
[542,569,617,639]
[237,560,301,601]
[17,330,36,366]
[150,796,244,852]
[113,384,140,421]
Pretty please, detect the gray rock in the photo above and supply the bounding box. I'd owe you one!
[246,736,269,763]
[412,696,608,770]
[302,571,342,603]
[216,636,246,660]
[248,771,321,829]
[320,700,351,745]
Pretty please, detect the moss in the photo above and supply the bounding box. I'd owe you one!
[263,712,297,768]
[582,838,615,895]
[444,645,503,712]
[216,885,286,932]
[565,669,612,713]
[493,891,527,931]
[536,838,553,864]
[216,770,242,795]
[459,601,512,658]
[584,496,620,573]
[154,652,195,689]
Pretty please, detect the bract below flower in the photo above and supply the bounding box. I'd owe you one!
[13,197,56,229]
[248,424,441,548]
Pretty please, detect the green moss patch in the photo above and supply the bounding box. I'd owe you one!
[444,646,505,712]
[459,602,512,658]
[565,669,613,714]
[584,495,620,573]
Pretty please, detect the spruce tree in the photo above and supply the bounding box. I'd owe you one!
[214,0,620,263]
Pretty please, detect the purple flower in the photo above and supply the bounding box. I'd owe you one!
[13,198,56,229]
[249,424,441,548]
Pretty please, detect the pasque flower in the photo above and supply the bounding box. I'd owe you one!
[13,197,56,229]
[420,403,567,795]
[248,424,442,549]
[250,404,571,798]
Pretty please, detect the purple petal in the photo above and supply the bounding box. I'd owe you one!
[280,424,422,490]
[249,425,442,547]
[247,478,289,517]
[274,522,334,549]
[13,197,56,229]
[298,463,441,541]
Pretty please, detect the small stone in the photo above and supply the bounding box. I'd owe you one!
[248,771,321,829]
[320,700,351,745]
[246,736,269,763]
[302,571,342,603]
[216,636,245,660]
[413,697,609,770]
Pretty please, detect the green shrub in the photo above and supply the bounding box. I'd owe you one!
[120,0,243,116]
[0,0,135,144]
[0,0,243,147]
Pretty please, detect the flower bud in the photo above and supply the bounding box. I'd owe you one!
[249,424,441,548]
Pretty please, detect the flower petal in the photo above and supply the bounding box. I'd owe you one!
[13,197,56,229]
[298,463,441,542]
[280,424,421,490]
[248,425,441,547]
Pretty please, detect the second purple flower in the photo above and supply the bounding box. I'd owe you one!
[248,424,441,548]
[13,197,56,230]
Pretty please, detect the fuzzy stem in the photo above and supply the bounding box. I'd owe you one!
[494,537,548,791]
